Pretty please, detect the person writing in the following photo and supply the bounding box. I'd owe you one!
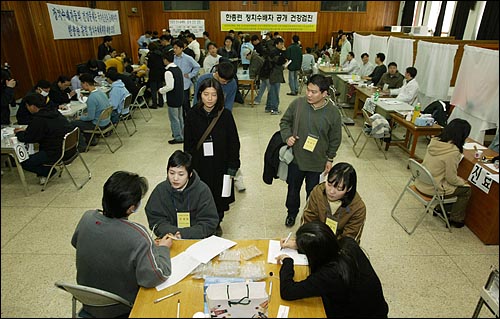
[300,162,366,243]
[145,150,219,239]
[276,221,389,318]
[414,118,472,228]
[71,171,173,318]
[184,78,241,236]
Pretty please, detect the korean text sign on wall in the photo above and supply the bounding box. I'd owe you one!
[47,3,121,40]
[220,11,317,32]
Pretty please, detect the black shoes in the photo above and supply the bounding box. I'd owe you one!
[285,215,296,227]
[446,220,465,228]
[286,92,298,96]
[432,207,450,217]
[168,139,184,144]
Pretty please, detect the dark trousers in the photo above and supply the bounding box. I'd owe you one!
[182,89,191,121]
[447,185,472,223]
[285,162,321,217]
[21,150,52,177]
[149,80,164,107]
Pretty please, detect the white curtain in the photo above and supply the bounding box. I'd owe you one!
[449,45,499,143]
[368,34,389,64]
[386,36,415,72]
[414,41,458,108]
[353,33,371,62]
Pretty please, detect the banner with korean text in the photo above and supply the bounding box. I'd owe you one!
[169,20,206,38]
[47,3,121,40]
[220,11,317,32]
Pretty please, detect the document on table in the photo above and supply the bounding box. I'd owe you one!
[484,163,499,174]
[267,240,308,265]
[186,235,237,264]
[463,142,487,150]
[155,252,201,291]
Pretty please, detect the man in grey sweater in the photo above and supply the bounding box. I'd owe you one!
[146,150,219,239]
[72,171,173,318]
[280,74,342,227]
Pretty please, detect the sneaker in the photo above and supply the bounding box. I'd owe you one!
[39,170,57,185]
[234,177,246,192]
[270,110,281,115]
[285,215,296,227]
[264,109,271,113]
[253,101,261,105]
[168,139,184,145]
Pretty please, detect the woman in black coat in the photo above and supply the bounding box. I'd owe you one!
[184,78,241,235]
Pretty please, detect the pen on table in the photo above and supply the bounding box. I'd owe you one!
[176,299,180,318]
[281,232,292,251]
[153,290,181,304]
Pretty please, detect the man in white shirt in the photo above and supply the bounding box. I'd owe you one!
[187,33,201,63]
[342,52,360,75]
[386,67,419,105]
[358,53,375,77]
[203,42,221,73]
[339,33,352,66]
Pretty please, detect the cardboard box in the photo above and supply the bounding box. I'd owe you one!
[206,281,268,318]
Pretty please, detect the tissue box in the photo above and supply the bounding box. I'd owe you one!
[415,117,435,126]
[206,282,268,318]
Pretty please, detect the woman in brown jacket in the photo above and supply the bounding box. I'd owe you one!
[300,162,366,243]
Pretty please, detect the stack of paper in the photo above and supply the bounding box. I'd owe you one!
[267,240,308,265]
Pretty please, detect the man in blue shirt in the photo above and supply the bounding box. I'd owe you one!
[193,61,236,112]
[137,31,152,49]
[173,39,200,120]
[106,70,130,124]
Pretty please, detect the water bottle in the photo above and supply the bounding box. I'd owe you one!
[411,103,421,123]
[373,88,380,102]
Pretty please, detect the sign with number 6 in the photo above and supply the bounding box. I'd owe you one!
[14,143,29,162]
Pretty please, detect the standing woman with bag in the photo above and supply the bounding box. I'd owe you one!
[184,78,241,236]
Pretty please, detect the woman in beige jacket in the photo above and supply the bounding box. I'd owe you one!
[414,119,472,228]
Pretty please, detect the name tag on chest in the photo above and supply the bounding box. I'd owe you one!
[177,212,191,228]
[203,141,214,157]
[303,134,319,152]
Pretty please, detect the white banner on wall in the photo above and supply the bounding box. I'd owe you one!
[47,3,121,40]
[220,11,317,32]
[169,20,205,38]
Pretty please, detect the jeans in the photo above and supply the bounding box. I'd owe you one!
[285,162,321,217]
[21,150,52,177]
[168,107,184,141]
[288,70,298,94]
[266,82,281,112]
[255,78,269,104]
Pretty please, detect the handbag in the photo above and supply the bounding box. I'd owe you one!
[196,108,224,151]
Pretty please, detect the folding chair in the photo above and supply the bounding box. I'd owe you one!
[130,85,152,122]
[327,85,355,144]
[297,68,311,95]
[41,127,91,191]
[391,158,457,234]
[472,266,499,318]
[55,281,133,318]
[83,106,123,153]
[115,94,137,137]
[352,109,390,159]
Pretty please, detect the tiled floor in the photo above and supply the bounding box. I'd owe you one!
[1,75,498,318]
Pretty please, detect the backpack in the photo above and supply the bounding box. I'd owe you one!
[249,53,264,79]
[260,56,273,78]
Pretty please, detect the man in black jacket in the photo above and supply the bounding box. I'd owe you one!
[14,93,74,185]
[49,76,77,107]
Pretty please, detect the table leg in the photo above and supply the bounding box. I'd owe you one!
[250,81,255,107]
[409,132,419,158]
[354,95,360,119]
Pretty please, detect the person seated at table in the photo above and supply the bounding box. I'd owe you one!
[107,66,140,101]
[145,150,219,239]
[14,93,75,185]
[341,51,360,75]
[106,69,130,125]
[376,62,404,90]
[49,75,77,107]
[384,66,419,105]
[361,52,387,86]
[300,162,366,243]
[277,221,389,318]
[414,118,472,228]
[104,49,124,73]
[72,171,173,318]
[16,80,52,125]
[83,59,106,78]
[71,65,86,91]
[358,53,375,78]
[193,61,236,112]
[72,73,111,146]
[301,47,315,76]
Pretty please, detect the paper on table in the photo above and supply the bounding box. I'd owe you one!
[463,142,487,150]
[185,235,237,264]
[277,305,290,318]
[155,251,201,291]
[221,174,232,197]
[267,240,308,265]
[484,163,499,174]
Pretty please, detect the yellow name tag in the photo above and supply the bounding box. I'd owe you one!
[177,212,191,228]
[325,217,338,235]
[303,135,318,152]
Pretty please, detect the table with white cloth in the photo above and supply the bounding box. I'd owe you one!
[332,73,365,104]
[1,125,30,195]
[59,101,87,120]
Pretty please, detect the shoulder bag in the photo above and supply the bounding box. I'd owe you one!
[196,109,224,151]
